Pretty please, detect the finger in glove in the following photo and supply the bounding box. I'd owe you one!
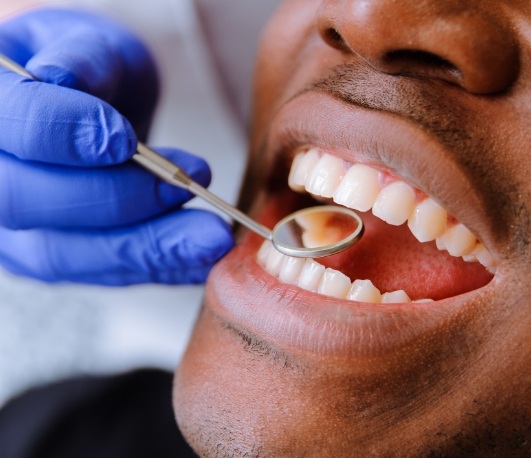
[0,148,212,229]
[0,209,234,285]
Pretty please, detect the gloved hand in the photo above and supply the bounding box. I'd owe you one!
[0,8,234,285]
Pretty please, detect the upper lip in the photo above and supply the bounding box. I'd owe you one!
[260,90,496,256]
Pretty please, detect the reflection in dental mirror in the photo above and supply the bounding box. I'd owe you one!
[272,206,364,258]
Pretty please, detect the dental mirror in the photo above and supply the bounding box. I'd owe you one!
[0,53,364,258]
[271,206,363,257]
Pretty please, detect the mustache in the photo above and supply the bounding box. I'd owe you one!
[309,63,471,154]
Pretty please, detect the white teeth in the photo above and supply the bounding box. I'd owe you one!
[318,269,351,299]
[306,154,344,198]
[279,256,305,284]
[288,149,320,191]
[436,223,476,257]
[287,152,307,192]
[408,198,447,242]
[348,279,382,303]
[333,164,380,212]
[381,290,411,304]
[297,259,325,291]
[257,241,423,304]
[265,248,286,276]
[435,236,447,251]
[463,243,497,273]
[472,243,496,270]
[287,149,496,271]
[372,181,416,226]
[257,240,271,265]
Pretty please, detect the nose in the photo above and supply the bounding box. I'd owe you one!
[316,0,520,94]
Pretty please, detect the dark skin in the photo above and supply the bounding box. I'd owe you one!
[174,0,531,456]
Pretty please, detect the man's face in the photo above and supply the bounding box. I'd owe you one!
[175,0,531,456]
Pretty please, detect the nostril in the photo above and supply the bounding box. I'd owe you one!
[384,49,463,85]
[317,3,520,94]
[322,27,350,53]
[386,50,455,72]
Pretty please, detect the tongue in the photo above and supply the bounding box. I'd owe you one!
[319,212,493,300]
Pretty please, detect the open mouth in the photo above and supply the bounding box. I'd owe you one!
[206,91,499,356]
[256,147,494,303]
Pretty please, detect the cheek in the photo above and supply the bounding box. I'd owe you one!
[252,0,320,137]
[174,308,382,456]
[173,309,311,455]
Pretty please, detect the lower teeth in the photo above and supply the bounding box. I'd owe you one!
[257,241,433,304]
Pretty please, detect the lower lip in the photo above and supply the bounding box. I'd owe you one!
[205,229,489,358]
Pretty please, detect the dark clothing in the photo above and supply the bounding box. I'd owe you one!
[0,369,198,458]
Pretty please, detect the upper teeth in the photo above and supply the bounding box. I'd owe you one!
[287,148,496,272]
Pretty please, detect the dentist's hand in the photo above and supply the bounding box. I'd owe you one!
[0,8,234,285]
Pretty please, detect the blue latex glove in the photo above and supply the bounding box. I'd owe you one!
[0,8,234,285]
